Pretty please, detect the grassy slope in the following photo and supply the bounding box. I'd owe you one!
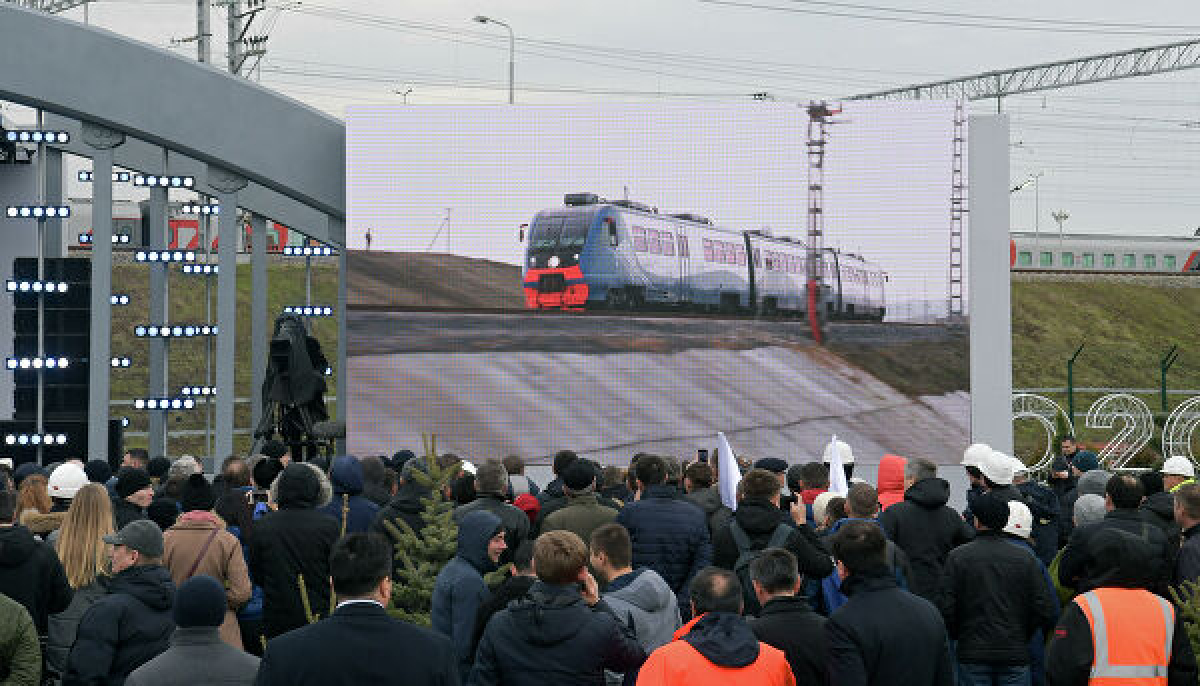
[1011,277,1200,464]
[111,261,339,457]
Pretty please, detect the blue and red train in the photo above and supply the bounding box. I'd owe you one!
[522,193,887,319]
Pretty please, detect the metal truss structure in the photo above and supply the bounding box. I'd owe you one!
[848,37,1200,104]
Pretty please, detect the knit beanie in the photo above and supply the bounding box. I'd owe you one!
[146,457,171,482]
[179,474,216,512]
[173,576,226,628]
[114,467,152,499]
[83,460,113,484]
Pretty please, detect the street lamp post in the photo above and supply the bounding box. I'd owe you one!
[473,15,514,104]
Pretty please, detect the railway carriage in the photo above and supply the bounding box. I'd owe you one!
[522,193,886,319]
[1011,231,1200,272]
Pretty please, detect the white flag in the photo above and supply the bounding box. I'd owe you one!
[827,434,849,497]
[716,432,741,511]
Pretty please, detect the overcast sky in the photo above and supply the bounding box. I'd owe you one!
[8,1,1200,239]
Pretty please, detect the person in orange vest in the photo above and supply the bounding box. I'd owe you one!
[636,566,795,686]
[1045,528,1197,685]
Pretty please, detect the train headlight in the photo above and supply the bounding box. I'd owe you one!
[548,256,560,268]
[573,254,579,261]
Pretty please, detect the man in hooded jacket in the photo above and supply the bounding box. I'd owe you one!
[469,530,645,686]
[433,509,507,682]
[636,566,795,685]
[64,520,176,686]
[248,464,340,639]
[373,458,434,543]
[879,458,974,603]
[454,461,530,566]
[318,456,380,534]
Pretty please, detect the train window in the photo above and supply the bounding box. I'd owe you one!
[1144,254,1156,269]
[1082,253,1094,268]
[632,227,647,252]
[1165,255,1177,270]
[1039,252,1053,267]
[530,218,564,249]
[736,246,746,266]
[1018,252,1032,266]
[1123,254,1135,268]
[1103,254,1115,268]
[661,231,675,256]
[1060,252,1074,267]
[677,234,689,257]
[703,238,714,262]
[561,217,589,248]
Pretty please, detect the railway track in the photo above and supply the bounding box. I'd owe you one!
[346,302,938,326]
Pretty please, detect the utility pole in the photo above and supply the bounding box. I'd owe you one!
[227,0,267,77]
[197,0,210,63]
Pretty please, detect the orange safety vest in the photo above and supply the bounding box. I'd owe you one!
[1074,587,1175,685]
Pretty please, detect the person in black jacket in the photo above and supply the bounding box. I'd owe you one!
[938,493,1058,686]
[256,533,458,686]
[1058,474,1172,595]
[469,530,646,686]
[372,458,435,544]
[826,520,953,686]
[748,548,828,685]
[712,469,831,607]
[111,467,154,530]
[469,542,536,661]
[682,462,732,540]
[878,458,974,604]
[615,456,711,610]
[534,459,621,535]
[248,464,340,639]
[454,461,530,566]
[64,520,175,686]
[1046,527,1197,686]
[1174,483,1200,586]
[535,450,579,505]
[0,489,73,634]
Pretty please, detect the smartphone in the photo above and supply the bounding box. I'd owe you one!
[248,490,270,504]
[697,449,709,464]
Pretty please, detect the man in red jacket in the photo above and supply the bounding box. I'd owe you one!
[637,567,794,685]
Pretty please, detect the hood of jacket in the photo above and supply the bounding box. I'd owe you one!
[677,612,760,668]
[1141,491,1175,525]
[1084,527,1159,589]
[604,568,674,614]
[506,581,594,647]
[732,498,786,534]
[329,456,365,496]
[905,477,950,509]
[276,464,321,509]
[0,525,39,567]
[877,455,907,498]
[457,509,502,574]
[106,564,175,611]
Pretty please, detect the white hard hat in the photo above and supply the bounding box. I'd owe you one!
[961,443,992,469]
[979,450,1015,486]
[1004,501,1033,540]
[48,462,88,499]
[822,439,855,465]
[1161,456,1196,478]
[1009,456,1030,476]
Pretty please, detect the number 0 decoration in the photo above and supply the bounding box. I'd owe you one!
[1011,393,1073,472]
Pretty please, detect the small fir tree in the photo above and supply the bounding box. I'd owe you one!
[382,434,460,626]
[1170,579,1200,661]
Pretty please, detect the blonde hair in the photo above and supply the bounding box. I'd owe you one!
[16,474,51,516]
[56,484,114,589]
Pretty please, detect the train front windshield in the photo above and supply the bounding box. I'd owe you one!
[529,215,589,252]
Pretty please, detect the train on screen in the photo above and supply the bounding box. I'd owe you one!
[522,193,887,319]
[1010,230,1200,272]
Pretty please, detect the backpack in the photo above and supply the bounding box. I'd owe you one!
[730,521,793,617]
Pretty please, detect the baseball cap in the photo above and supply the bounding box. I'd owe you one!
[103,519,164,557]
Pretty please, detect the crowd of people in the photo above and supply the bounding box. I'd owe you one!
[0,437,1197,685]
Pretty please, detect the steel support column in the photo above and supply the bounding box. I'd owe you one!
[42,146,63,257]
[209,166,246,463]
[83,122,124,461]
[334,216,346,455]
[147,181,169,458]
[250,213,266,435]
